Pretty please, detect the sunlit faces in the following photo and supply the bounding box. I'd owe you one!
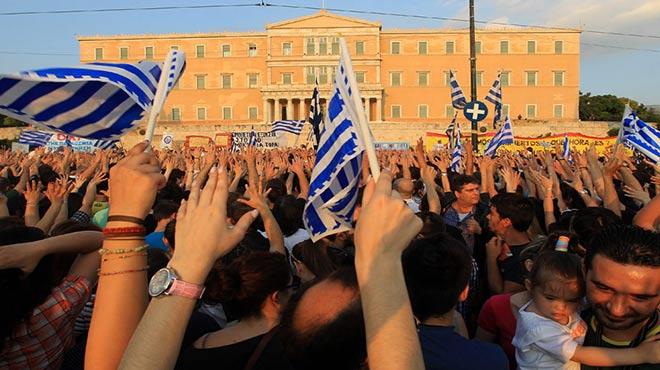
[455,183,480,206]
[531,279,582,326]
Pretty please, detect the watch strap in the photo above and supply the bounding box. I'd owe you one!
[167,279,205,299]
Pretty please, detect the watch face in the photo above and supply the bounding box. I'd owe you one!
[149,268,172,297]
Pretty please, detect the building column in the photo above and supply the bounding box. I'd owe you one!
[376,97,382,122]
[263,99,270,124]
[275,99,282,121]
[298,99,305,121]
[286,99,293,121]
[364,98,371,122]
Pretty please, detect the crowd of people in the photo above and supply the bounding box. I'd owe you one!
[0,138,658,370]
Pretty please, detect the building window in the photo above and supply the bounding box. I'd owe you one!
[306,67,316,85]
[356,41,365,55]
[197,107,207,120]
[355,71,366,83]
[446,41,455,54]
[526,71,537,86]
[475,41,482,54]
[319,38,328,55]
[196,75,206,89]
[222,107,232,120]
[248,43,257,57]
[282,73,292,85]
[527,40,536,54]
[502,104,510,118]
[222,74,232,89]
[418,41,428,55]
[418,105,429,118]
[170,45,179,50]
[196,45,205,58]
[500,71,510,87]
[331,38,339,55]
[390,41,400,55]
[500,40,509,54]
[555,40,564,54]
[554,104,564,118]
[94,48,103,60]
[306,38,315,55]
[119,47,128,60]
[526,104,537,118]
[391,105,402,118]
[417,71,429,87]
[445,105,455,118]
[222,44,231,57]
[318,67,328,85]
[443,71,451,86]
[247,73,258,88]
[282,42,292,56]
[476,71,483,86]
[145,47,154,60]
[248,106,258,120]
[390,72,402,87]
[554,71,564,86]
[171,108,181,121]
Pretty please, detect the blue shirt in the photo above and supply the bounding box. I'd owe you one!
[418,324,508,370]
[145,231,169,253]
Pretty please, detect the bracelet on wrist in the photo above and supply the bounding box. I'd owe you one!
[107,215,144,225]
[103,226,146,236]
[99,245,148,255]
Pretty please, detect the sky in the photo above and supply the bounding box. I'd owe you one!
[2,0,659,104]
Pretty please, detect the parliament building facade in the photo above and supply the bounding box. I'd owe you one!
[78,10,580,128]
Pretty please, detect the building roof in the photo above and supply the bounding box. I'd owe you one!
[265,9,381,29]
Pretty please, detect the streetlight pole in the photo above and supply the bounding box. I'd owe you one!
[469,0,478,151]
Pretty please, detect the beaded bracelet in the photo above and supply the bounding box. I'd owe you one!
[104,233,146,239]
[103,226,146,235]
[98,266,149,276]
[102,252,148,263]
[107,215,145,225]
[98,245,148,255]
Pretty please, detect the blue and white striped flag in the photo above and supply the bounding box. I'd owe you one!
[484,116,514,157]
[621,111,660,163]
[562,134,573,163]
[449,70,467,110]
[0,50,185,140]
[17,130,53,146]
[94,139,118,150]
[271,120,305,135]
[248,129,257,146]
[309,80,323,147]
[485,73,502,129]
[450,128,462,172]
[303,39,365,242]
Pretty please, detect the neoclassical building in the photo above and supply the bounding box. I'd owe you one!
[78,10,580,127]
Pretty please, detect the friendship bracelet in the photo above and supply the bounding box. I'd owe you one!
[98,266,149,276]
[98,245,148,255]
[103,233,146,239]
[103,226,146,236]
[102,252,148,263]
[107,215,145,225]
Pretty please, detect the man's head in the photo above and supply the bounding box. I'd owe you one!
[488,193,534,236]
[279,267,365,370]
[452,175,480,206]
[153,200,178,224]
[585,225,660,331]
[402,234,472,321]
[393,178,415,199]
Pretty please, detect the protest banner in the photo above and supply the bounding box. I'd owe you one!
[231,131,284,148]
[47,134,98,152]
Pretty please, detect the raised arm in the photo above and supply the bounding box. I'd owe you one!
[633,194,660,231]
[421,166,441,214]
[238,182,286,255]
[290,157,310,200]
[602,157,623,217]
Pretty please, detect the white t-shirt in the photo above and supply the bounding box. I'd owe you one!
[404,198,420,214]
[258,228,311,253]
[512,300,585,370]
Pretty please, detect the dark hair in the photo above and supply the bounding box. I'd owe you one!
[279,268,365,370]
[292,240,337,280]
[274,195,305,236]
[529,250,585,297]
[147,249,170,281]
[205,252,290,319]
[451,174,480,192]
[265,178,286,204]
[402,234,472,321]
[569,207,621,249]
[585,225,660,271]
[560,182,587,211]
[490,193,534,232]
[163,219,176,249]
[153,200,179,222]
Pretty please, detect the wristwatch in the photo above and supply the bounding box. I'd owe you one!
[148,267,205,299]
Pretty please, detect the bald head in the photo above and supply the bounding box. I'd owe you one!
[393,178,414,198]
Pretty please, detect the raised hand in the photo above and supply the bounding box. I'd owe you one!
[603,157,623,177]
[500,166,521,193]
[623,185,651,205]
[237,182,271,212]
[23,180,42,205]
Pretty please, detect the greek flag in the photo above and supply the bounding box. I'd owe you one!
[303,39,365,242]
[450,128,462,172]
[309,80,323,146]
[485,73,502,129]
[449,70,467,109]
[230,135,241,152]
[484,117,514,157]
[0,50,185,140]
[248,129,257,146]
[445,111,458,148]
[271,120,305,135]
[94,139,117,150]
[18,130,52,146]
[621,111,660,163]
[562,134,573,163]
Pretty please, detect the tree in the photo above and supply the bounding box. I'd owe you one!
[580,92,660,124]
[0,114,27,127]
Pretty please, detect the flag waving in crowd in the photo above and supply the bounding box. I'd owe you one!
[485,72,503,129]
[450,127,462,172]
[271,120,305,135]
[562,134,573,163]
[303,38,368,241]
[0,50,185,140]
[449,70,467,109]
[308,79,323,147]
[483,117,514,157]
[620,108,660,163]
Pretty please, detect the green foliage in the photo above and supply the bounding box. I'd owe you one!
[0,114,27,127]
[579,92,660,124]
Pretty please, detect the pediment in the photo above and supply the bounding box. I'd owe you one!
[266,10,381,30]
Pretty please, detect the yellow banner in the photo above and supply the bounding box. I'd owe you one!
[425,132,618,155]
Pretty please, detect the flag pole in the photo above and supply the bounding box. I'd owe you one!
[144,50,178,151]
[615,104,632,150]
[339,38,380,181]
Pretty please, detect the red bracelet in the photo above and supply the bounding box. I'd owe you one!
[103,226,146,236]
